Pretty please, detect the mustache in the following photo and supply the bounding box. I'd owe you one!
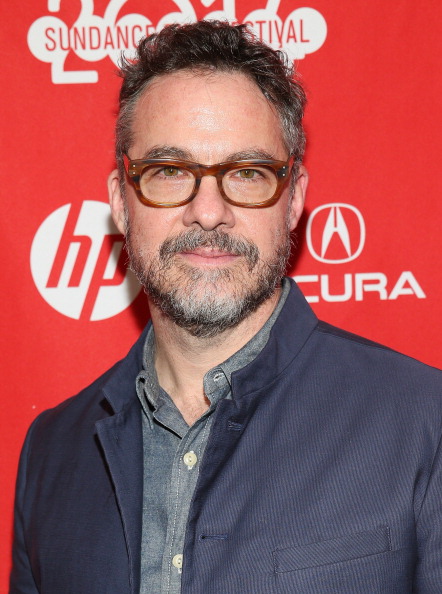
[158,229,260,268]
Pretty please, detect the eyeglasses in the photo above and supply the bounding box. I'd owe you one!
[124,157,294,208]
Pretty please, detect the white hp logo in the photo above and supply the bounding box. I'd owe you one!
[306,203,366,264]
[30,201,141,320]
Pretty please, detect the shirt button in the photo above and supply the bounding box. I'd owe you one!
[172,554,183,571]
[183,451,198,469]
[213,372,223,382]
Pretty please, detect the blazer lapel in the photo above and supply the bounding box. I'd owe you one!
[95,397,143,594]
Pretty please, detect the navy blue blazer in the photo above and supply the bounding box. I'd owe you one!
[10,280,442,593]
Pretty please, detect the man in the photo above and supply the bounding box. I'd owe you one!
[10,20,442,594]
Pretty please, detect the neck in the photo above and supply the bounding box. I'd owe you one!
[148,288,280,424]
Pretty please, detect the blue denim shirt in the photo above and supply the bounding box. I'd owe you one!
[136,279,290,594]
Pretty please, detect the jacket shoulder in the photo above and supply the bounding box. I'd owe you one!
[314,320,442,385]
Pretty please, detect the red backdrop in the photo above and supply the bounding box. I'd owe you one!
[2,1,441,587]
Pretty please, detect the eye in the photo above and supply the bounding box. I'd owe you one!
[238,168,259,179]
[162,166,181,177]
[147,166,191,180]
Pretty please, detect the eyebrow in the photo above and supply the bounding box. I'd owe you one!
[224,149,277,162]
[140,146,192,160]
[138,146,278,163]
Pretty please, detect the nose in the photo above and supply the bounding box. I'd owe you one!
[181,175,235,231]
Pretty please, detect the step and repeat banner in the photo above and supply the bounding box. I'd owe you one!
[2,0,441,585]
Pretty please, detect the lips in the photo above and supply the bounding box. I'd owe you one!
[179,247,239,264]
[182,247,237,257]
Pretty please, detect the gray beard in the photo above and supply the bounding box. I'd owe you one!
[126,227,291,338]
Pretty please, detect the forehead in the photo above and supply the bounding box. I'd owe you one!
[129,70,286,161]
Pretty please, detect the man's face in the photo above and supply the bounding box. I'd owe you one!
[109,70,307,337]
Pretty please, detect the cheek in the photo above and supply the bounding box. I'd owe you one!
[241,208,289,251]
[126,202,181,252]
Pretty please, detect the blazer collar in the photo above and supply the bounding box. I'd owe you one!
[231,278,318,397]
[102,322,151,414]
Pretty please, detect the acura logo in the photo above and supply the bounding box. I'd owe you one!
[306,203,366,264]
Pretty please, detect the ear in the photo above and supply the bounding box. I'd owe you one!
[288,165,308,232]
[107,169,126,235]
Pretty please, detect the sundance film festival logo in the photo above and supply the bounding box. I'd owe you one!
[30,201,141,320]
[28,0,327,84]
[295,203,426,303]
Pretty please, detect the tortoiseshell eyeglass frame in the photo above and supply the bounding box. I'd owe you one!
[123,156,294,208]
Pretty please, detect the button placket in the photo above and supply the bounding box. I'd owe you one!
[164,437,189,592]
[163,416,212,593]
